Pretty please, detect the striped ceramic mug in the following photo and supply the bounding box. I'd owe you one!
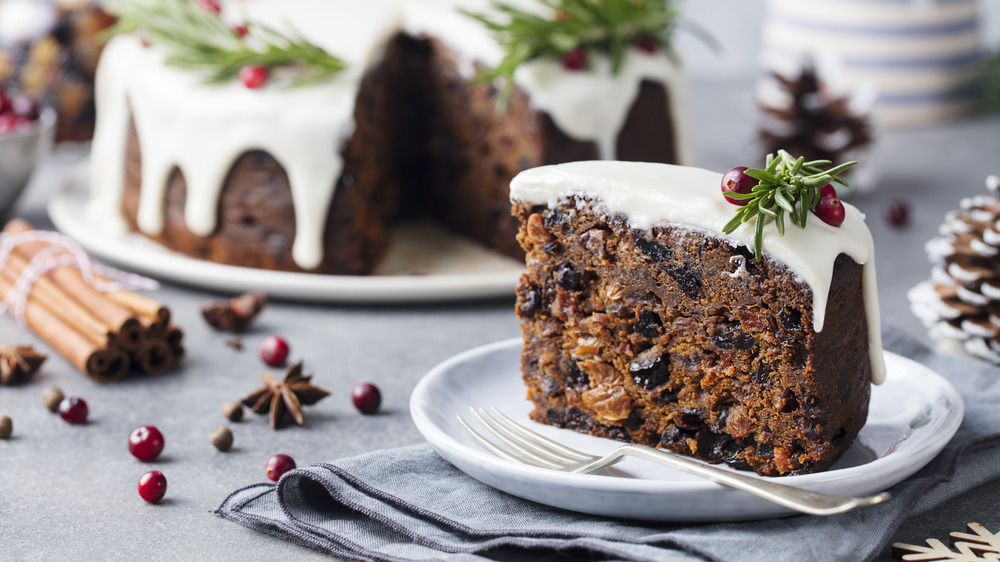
[760,0,982,127]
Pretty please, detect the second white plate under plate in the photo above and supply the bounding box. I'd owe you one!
[411,338,964,522]
[49,185,524,302]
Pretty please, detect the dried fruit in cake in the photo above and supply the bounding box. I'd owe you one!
[510,159,882,476]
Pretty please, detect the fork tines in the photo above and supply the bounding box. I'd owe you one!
[458,407,590,470]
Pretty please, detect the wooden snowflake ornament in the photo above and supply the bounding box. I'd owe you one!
[893,523,1000,561]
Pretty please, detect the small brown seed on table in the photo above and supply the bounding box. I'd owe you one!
[222,401,244,422]
[42,386,64,412]
[210,426,233,451]
[0,415,12,439]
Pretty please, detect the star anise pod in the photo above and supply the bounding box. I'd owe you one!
[0,345,47,385]
[201,291,267,333]
[241,361,329,429]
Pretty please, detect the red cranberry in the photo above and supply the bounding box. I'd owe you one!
[884,199,910,227]
[819,184,838,200]
[635,36,658,53]
[239,65,269,89]
[561,48,587,71]
[351,382,382,415]
[137,471,167,503]
[0,114,30,134]
[58,397,88,424]
[265,453,296,481]
[721,166,755,206]
[258,335,289,367]
[814,196,845,227]
[129,425,165,461]
[233,24,249,38]
[195,0,221,13]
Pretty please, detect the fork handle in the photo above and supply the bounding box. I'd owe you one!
[574,444,889,516]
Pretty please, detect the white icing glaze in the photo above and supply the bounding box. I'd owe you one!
[86,0,694,271]
[514,51,695,164]
[510,160,885,385]
[90,34,354,269]
[0,0,56,46]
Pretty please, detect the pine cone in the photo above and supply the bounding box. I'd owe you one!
[909,175,1000,362]
[759,63,873,168]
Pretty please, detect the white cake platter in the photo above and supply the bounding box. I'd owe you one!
[48,182,524,303]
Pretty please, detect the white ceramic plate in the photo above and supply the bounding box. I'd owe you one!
[48,185,524,302]
[410,339,964,522]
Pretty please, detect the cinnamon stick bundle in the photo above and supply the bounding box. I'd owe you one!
[0,219,184,382]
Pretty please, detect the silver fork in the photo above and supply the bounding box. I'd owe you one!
[458,407,890,516]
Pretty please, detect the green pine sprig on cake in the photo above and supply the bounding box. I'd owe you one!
[105,0,346,88]
[721,150,857,261]
[463,0,682,107]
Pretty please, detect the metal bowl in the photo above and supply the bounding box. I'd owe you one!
[0,106,56,216]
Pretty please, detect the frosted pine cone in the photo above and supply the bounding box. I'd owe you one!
[758,63,873,177]
[909,175,1000,362]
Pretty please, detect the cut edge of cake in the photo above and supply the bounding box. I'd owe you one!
[510,160,884,476]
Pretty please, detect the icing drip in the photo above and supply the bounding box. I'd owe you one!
[86,0,694,272]
[510,161,885,385]
[90,34,355,270]
[514,51,694,164]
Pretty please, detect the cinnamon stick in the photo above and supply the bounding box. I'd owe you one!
[135,339,173,376]
[0,274,128,382]
[103,283,170,337]
[1,219,183,380]
[0,252,117,349]
[85,348,130,383]
[2,219,144,352]
[166,325,185,360]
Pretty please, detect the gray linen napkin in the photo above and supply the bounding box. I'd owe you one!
[215,327,1000,562]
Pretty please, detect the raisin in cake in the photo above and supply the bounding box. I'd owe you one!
[510,161,885,476]
[86,0,693,274]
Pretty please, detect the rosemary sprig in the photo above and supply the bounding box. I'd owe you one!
[722,150,857,260]
[105,0,346,87]
[464,0,682,107]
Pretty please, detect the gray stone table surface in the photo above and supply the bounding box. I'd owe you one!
[1,74,999,561]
